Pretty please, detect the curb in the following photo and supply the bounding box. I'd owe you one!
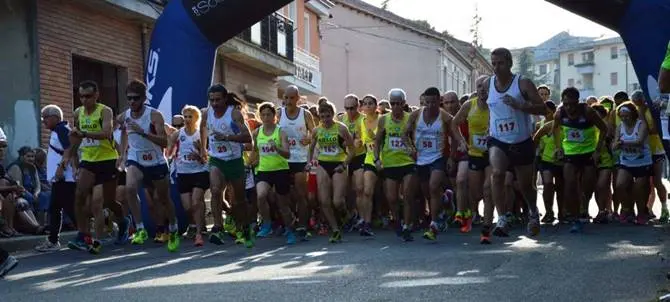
[0,231,78,253]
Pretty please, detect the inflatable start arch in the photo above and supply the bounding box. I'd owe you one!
[140,0,292,234]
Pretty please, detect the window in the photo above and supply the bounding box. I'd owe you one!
[442,67,448,91]
[610,46,618,59]
[567,78,574,87]
[72,55,125,115]
[288,2,297,44]
[610,72,618,86]
[303,13,310,52]
[539,64,547,75]
[581,51,594,63]
[568,54,574,66]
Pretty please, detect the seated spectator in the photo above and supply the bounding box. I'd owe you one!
[0,128,19,277]
[6,146,46,235]
[34,148,51,225]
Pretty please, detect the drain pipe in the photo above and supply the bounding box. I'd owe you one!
[141,23,148,73]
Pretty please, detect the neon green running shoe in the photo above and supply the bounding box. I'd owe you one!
[235,231,245,245]
[131,229,149,245]
[167,232,180,252]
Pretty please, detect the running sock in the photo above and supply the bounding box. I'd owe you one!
[136,222,145,230]
[169,223,178,233]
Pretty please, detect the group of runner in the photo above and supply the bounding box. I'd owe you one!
[32,47,667,256]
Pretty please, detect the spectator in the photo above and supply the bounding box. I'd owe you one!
[7,146,45,235]
[0,129,19,277]
[34,148,51,225]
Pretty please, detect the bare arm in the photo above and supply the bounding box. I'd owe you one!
[552,111,563,153]
[519,78,549,116]
[302,109,316,146]
[373,117,386,162]
[660,67,670,93]
[339,123,355,165]
[228,109,252,144]
[200,108,209,157]
[402,111,419,153]
[7,166,22,186]
[307,129,318,164]
[167,131,179,159]
[118,114,128,164]
[249,128,260,167]
[61,108,82,166]
[278,128,291,159]
[450,101,471,146]
[586,107,609,153]
[533,121,552,145]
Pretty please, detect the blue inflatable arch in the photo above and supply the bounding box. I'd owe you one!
[140,0,292,234]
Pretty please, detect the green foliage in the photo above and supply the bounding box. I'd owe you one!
[517,49,535,81]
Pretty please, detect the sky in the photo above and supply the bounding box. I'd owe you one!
[362,0,619,49]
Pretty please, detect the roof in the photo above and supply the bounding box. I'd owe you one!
[335,0,472,68]
[445,36,493,71]
[557,36,624,54]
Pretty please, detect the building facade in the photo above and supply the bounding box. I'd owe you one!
[321,0,473,108]
[559,37,639,99]
[0,0,328,160]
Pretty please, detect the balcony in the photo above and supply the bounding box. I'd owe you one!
[219,13,295,76]
[574,58,595,74]
[279,48,323,95]
[579,88,595,99]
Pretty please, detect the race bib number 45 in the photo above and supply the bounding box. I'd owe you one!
[495,118,519,137]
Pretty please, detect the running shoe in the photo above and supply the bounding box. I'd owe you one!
[460,215,473,233]
[329,230,342,243]
[131,228,149,245]
[67,233,90,250]
[286,230,297,245]
[453,211,464,227]
[318,224,329,236]
[541,212,556,224]
[359,223,375,237]
[401,227,413,242]
[256,222,273,238]
[115,216,131,245]
[493,217,510,237]
[223,215,236,236]
[296,227,310,241]
[635,213,649,225]
[235,231,245,245]
[422,224,438,241]
[194,233,204,247]
[660,208,669,224]
[208,226,225,245]
[88,239,102,255]
[244,228,255,248]
[35,240,61,252]
[480,225,492,244]
[527,214,541,236]
[182,225,197,239]
[154,232,169,244]
[167,232,180,252]
[0,256,18,278]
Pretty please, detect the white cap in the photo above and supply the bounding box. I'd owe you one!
[0,127,6,142]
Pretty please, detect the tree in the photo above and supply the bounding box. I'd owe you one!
[441,30,453,38]
[411,19,435,31]
[517,49,535,81]
[470,5,483,50]
[381,0,390,10]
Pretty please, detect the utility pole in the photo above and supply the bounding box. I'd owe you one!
[621,47,629,93]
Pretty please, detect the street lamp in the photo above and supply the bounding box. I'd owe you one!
[620,48,629,93]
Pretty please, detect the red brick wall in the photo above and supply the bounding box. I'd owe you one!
[37,0,147,146]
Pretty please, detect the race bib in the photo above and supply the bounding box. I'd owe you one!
[494,118,519,137]
[389,137,405,150]
[81,138,100,147]
[418,138,437,153]
[472,134,488,151]
[259,143,277,155]
[662,117,670,140]
[287,136,299,149]
[566,129,585,143]
[212,141,232,155]
[622,146,641,158]
[320,145,338,156]
[245,168,255,190]
[181,152,199,163]
[137,150,158,165]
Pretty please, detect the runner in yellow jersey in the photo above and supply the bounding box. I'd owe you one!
[307,101,354,243]
[340,94,366,231]
[630,90,669,222]
[451,75,496,244]
[252,102,298,245]
[591,104,615,223]
[358,95,380,237]
[61,80,119,254]
[532,101,563,224]
[373,88,417,242]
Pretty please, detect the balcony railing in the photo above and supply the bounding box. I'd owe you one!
[237,13,294,62]
[574,58,595,67]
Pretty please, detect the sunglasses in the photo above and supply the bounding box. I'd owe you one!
[80,93,95,99]
[344,106,357,111]
[172,123,184,128]
[390,102,403,106]
[127,95,143,102]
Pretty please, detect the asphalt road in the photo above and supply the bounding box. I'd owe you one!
[1,191,669,302]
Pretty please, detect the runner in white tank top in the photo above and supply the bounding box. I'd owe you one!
[117,80,179,251]
[403,87,452,241]
[486,48,548,238]
[200,84,253,247]
[168,105,209,247]
[278,85,316,240]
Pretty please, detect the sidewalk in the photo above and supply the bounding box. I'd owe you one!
[0,231,78,253]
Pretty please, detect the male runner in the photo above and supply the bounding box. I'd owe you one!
[62,80,120,254]
[200,84,254,247]
[117,80,180,252]
[340,94,366,229]
[485,48,547,237]
[403,87,452,241]
[274,85,314,239]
